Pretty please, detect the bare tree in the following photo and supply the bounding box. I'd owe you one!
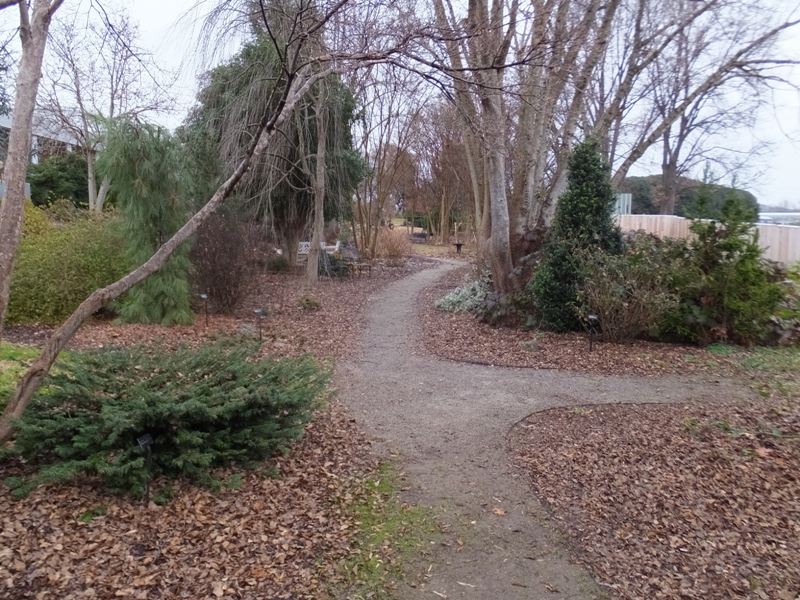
[348,64,426,258]
[38,7,173,211]
[591,0,800,190]
[431,0,621,289]
[0,0,64,343]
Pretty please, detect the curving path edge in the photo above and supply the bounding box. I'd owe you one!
[337,260,751,599]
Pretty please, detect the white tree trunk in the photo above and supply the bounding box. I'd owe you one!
[0,0,63,341]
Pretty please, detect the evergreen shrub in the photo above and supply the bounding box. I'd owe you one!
[6,338,327,497]
[7,219,131,324]
[99,118,194,326]
[659,196,783,345]
[532,139,622,332]
[576,239,678,343]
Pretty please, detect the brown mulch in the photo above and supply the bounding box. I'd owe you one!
[421,266,741,377]
[0,401,376,600]
[4,256,438,361]
[511,397,800,599]
[424,264,800,598]
[0,257,438,600]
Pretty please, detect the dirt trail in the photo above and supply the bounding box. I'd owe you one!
[337,260,751,599]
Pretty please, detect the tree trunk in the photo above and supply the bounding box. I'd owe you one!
[483,93,513,292]
[86,150,99,211]
[96,176,111,212]
[660,130,678,215]
[0,0,61,342]
[305,87,327,287]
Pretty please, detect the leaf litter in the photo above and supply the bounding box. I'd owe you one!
[0,258,439,600]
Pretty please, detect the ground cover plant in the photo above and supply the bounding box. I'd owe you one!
[5,338,326,497]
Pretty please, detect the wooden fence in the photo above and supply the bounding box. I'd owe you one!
[615,214,800,265]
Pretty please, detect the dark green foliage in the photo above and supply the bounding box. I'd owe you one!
[6,339,327,497]
[318,252,349,278]
[27,152,90,208]
[267,255,291,273]
[659,196,783,345]
[620,174,759,219]
[190,213,256,313]
[532,139,622,332]
[98,118,193,326]
[7,219,131,324]
[531,241,581,332]
[549,141,623,253]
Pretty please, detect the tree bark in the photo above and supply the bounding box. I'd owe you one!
[305,85,327,286]
[0,0,63,342]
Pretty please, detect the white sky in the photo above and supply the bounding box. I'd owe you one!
[9,0,800,207]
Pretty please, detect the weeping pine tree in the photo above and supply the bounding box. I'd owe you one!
[97,119,194,325]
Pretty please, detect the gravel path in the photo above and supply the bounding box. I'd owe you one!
[337,260,751,599]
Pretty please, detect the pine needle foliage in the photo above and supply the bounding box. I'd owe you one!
[97,118,194,325]
[532,139,622,332]
[6,338,327,497]
[659,194,783,344]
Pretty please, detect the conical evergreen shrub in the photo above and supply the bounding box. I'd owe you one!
[532,138,622,331]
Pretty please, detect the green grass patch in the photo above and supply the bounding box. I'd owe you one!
[0,342,40,405]
[739,347,800,374]
[706,342,738,357]
[332,462,438,598]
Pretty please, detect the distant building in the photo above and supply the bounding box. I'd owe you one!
[0,113,79,168]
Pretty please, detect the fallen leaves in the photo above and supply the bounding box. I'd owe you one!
[0,402,379,599]
[420,266,742,377]
[511,396,800,599]
[5,257,439,363]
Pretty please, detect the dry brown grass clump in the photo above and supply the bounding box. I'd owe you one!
[375,229,412,263]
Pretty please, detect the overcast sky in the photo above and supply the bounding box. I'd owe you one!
[11,0,800,208]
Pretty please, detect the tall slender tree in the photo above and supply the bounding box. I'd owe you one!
[0,0,64,342]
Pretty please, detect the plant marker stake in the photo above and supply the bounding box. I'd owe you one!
[200,292,209,328]
[254,308,264,340]
[137,433,154,505]
[588,315,599,352]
